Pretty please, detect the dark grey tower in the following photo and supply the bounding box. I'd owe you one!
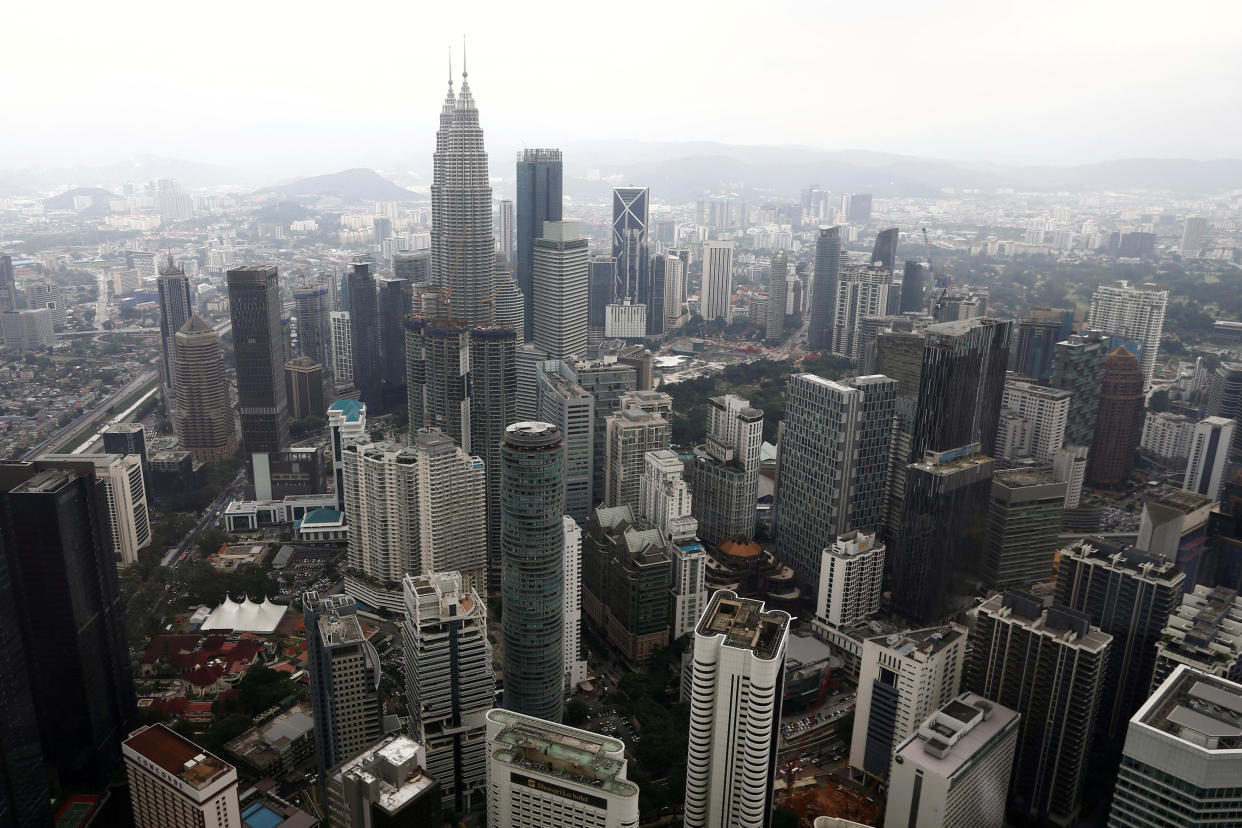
[500,422,565,722]
[0,461,136,793]
[611,187,649,303]
[0,253,16,313]
[347,261,382,409]
[588,256,615,336]
[809,227,841,350]
[469,326,516,592]
[870,227,899,272]
[377,275,413,397]
[899,260,929,314]
[157,255,193,415]
[516,149,563,342]
[227,265,288,456]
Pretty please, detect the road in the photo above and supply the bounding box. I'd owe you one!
[163,470,247,569]
[21,369,158,459]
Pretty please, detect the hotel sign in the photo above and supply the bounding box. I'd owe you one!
[511,772,607,810]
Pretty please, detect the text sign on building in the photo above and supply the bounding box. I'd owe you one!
[511,772,608,810]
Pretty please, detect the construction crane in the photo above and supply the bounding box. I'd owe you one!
[432,224,470,314]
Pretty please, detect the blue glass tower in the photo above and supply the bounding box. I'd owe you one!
[516,149,563,342]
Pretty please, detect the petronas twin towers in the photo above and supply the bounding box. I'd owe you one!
[431,58,501,328]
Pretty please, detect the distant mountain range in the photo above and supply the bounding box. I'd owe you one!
[255,168,417,202]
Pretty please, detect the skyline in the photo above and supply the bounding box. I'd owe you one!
[3,0,1240,177]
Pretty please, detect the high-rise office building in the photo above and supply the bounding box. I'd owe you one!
[415,430,487,592]
[468,326,516,589]
[173,316,238,462]
[646,251,667,336]
[499,198,515,263]
[516,148,563,341]
[884,693,1019,828]
[690,394,764,548]
[26,281,66,328]
[1151,584,1242,688]
[662,253,687,330]
[284,356,325,420]
[515,342,547,420]
[0,253,16,313]
[102,422,149,471]
[123,724,241,828]
[294,282,332,374]
[1088,280,1168,385]
[1051,330,1109,447]
[845,193,873,225]
[1054,538,1185,745]
[0,462,136,790]
[377,275,413,395]
[966,592,1111,826]
[683,591,790,828]
[500,422,566,721]
[1012,308,1073,382]
[1089,346,1145,486]
[304,592,384,775]
[328,398,366,512]
[870,227,898,271]
[431,64,495,327]
[775,374,895,589]
[899,260,929,315]
[402,571,492,814]
[604,406,671,514]
[346,261,382,407]
[831,263,891,360]
[1108,666,1242,827]
[998,378,1070,462]
[816,530,885,628]
[891,444,994,624]
[330,311,353,384]
[611,187,649,304]
[1179,216,1208,258]
[532,220,588,359]
[405,316,470,442]
[0,307,54,350]
[562,518,589,689]
[393,249,432,284]
[157,255,193,416]
[37,452,152,567]
[341,442,419,610]
[577,357,639,502]
[1207,361,1242,458]
[536,360,595,522]
[227,265,288,467]
[849,624,967,781]
[326,735,442,827]
[589,255,616,339]
[1185,416,1235,502]
[765,250,788,343]
[485,709,640,828]
[979,468,1066,590]
[699,240,735,322]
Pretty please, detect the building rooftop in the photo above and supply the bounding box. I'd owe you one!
[1146,490,1216,517]
[867,624,964,660]
[487,709,638,799]
[982,591,1113,651]
[893,692,1019,777]
[697,590,790,660]
[1139,666,1242,751]
[124,724,234,791]
[332,735,436,815]
[913,444,992,475]
[317,608,365,647]
[1060,538,1182,585]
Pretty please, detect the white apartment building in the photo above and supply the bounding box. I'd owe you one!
[816,530,885,628]
[605,301,647,339]
[700,240,735,321]
[327,398,366,512]
[124,724,241,828]
[1088,280,1168,385]
[402,572,493,814]
[831,264,890,360]
[563,517,590,690]
[414,430,487,594]
[1184,416,1235,502]
[684,591,790,828]
[1141,411,1197,465]
[884,693,1020,828]
[330,311,352,384]
[849,625,967,781]
[1053,445,1088,508]
[486,709,640,828]
[533,221,589,360]
[999,379,1070,463]
[639,449,697,543]
[663,254,686,329]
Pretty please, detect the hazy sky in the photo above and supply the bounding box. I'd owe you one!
[4,0,1240,175]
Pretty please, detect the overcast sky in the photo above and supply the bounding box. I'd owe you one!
[4,0,1239,175]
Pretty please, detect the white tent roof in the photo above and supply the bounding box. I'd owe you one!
[200,596,287,634]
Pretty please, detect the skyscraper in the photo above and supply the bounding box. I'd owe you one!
[816,530,885,628]
[662,253,687,331]
[341,442,419,611]
[966,592,1111,826]
[611,187,649,304]
[588,255,616,339]
[377,274,413,396]
[870,227,898,271]
[1012,314,1066,383]
[328,398,365,512]
[304,592,384,775]
[1088,280,1168,386]
[899,260,929,314]
[326,735,441,826]
[0,253,16,313]
[405,316,469,443]
[1150,584,1242,688]
[536,360,595,522]
[683,591,790,828]
[562,517,589,689]
[699,240,734,321]
[516,149,563,341]
[891,445,994,624]
[1051,330,1109,447]
[500,422,566,721]
[227,265,288,461]
[845,193,873,225]
[1108,666,1242,827]
[1089,346,1145,486]
[27,281,66,328]
[284,356,325,421]
[486,709,640,828]
[1207,361,1242,458]
[831,263,891,360]
[467,326,516,585]
[294,282,331,371]
[997,378,1070,462]
[173,316,238,462]
[393,249,432,284]
[646,252,667,336]
[157,254,193,417]
[37,452,152,567]
[499,198,515,263]
[0,462,136,790]
[414,430,487,593]
[883,693,1020,828]
[123,725,241,828]
[1054,538,1185,745]
[809,226,841,349]
[979,468,1066,589]
[533,220,589,359]
[690,394,763,548]
[330,310,353,385]
[766,250,788,342]
[604,407,671,514]
[431,61,495,327]
[775,374,895,589]
[346,261,382,407]
[402,571,493,814]
[1185,416,1236,502]
[1179,216,1208,257]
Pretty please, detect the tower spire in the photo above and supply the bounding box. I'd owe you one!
[462,34,467,78]
[448,45,453,87]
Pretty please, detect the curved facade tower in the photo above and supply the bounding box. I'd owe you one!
[431,62,495,327]
[500,422,565,722]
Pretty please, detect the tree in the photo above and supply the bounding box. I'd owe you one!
[564,698,589,727]
[772,807,800,828]
[237,664,299,716]
[1148,389,1170,413]
[196,527,229,555]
